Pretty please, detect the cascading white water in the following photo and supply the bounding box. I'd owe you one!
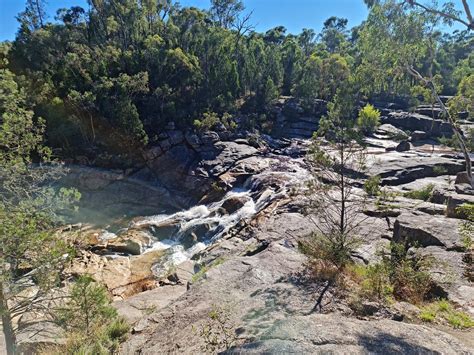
[134,159,308,275]
[135,189,253,237]
[131,188,264,275]
[88,154,312,275]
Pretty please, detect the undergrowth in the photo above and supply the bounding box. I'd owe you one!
[403,184,435,201]
[346,242,434,305]
[419,300,474,329]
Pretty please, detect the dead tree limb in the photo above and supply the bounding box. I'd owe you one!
[406,65,473,185]
[407,0,474,30]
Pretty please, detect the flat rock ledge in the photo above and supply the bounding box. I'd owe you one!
[228,314,472,354]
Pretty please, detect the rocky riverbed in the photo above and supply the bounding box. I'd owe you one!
[116,134,474,354]
[13,100,474,353]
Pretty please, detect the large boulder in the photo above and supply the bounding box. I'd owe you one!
[285,127,315,138]
[376,124,408,139]
[393,213,462,250]
[67,250,165,299]
[420,246,473,311]
[221,195,251,214]
[372,95,411,111]
[289,121,318,133]
[200,141,259,176]
[141,143,202,194]
[383,112,453,138]
[185,132,202,149]
[16,322,65,354]
[272,97,326,138]
[199,131,220,146]
[369,152,464,186]
[395,140,411,152]
[446,193,474,218]
[104,230,154,255]
[143,146,163,160]
[455,171,472,185]
[114,284,187,325]
[455,183,474,195]
[410,130,427,142]
[415,105,442,119]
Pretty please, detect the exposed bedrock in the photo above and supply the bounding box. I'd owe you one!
[382,112,453,138]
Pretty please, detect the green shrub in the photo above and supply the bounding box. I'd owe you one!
[436,299,451,312]
[420,300,474,329]
[194,111,220,131]
[54,276,130,353]
[433,166,448,175]
[194,112,236,132]
[419,308,436,322]
[457,203,474,220]
[364,175,381,197]
[349,243,434,305]
[359,263,393,301]
[221,112,237,130]
[106,318,130,343]
[403,184,435,201]
[390,257,433,304]
[357,104,381,134]
[446,310,474,329]
[299,232,361,277]
[387,242,434,304]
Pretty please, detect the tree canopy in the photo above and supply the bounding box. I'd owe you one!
[0,0,471,160]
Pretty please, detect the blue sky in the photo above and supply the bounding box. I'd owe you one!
[0,0,370,40]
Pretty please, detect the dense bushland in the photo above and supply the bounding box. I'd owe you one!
[0,0,472,159]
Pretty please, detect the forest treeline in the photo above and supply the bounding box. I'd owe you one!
[0,0,473,157]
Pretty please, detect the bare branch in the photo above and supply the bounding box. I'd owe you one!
[407,0,474,30]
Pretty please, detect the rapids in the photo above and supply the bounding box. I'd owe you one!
[67,151,311,277]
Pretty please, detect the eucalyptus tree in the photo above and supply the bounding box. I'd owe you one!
[281,37,304,95]
[359,0,474,185]
[0,53,79,354]
[364,0,474,29]
[320,16,350,54]
[17,0,47,32]
[298,28,317,57]
[294,52,351,106]
[405,0,474,30]
[210,0,244,29]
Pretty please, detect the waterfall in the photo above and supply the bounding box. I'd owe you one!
[125,156,312,275]
[85,154,312,276]
[128,184,284,275]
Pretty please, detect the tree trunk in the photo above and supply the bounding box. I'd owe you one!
[340,142,345,236]
[0,284,16,355]
[432,87,473,184]
[34,0,44,28]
